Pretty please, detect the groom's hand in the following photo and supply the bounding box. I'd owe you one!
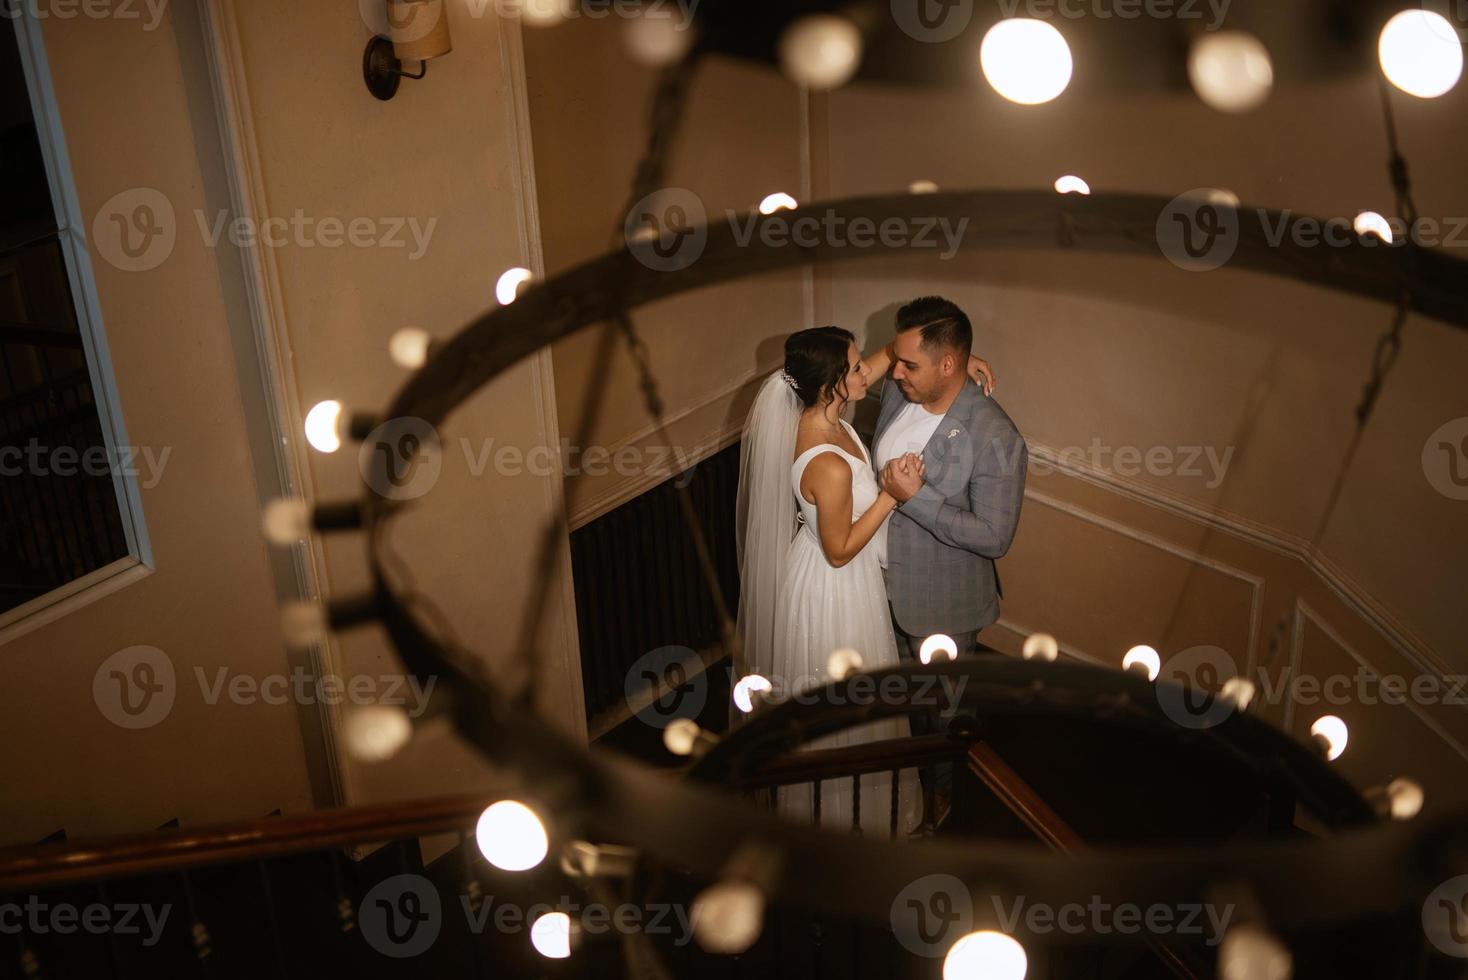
[882,453,925,503]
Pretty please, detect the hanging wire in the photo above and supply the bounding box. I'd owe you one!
[1305,73,1421,553]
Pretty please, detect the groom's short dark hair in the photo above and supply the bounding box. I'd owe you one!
[896,296,972,360]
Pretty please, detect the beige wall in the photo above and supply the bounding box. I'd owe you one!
[0,0,581,845]
[0,8,315,845]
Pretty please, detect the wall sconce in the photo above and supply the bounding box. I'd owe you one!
[363,0,453,101]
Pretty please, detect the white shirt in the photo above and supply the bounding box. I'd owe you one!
[874,401,945,570]
[874,400,945,472]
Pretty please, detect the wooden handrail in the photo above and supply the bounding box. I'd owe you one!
[967,742,1210,980]
[0,794,490,893]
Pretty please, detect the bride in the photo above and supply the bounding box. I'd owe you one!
[735,325,992,836]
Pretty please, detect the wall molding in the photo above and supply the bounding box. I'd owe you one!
[196,0,343,807]
[498,14,587,743]
[1289,599,1468,762]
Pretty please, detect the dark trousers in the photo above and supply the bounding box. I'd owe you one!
[889,605,981,796]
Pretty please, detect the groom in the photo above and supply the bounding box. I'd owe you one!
[873,297,1027,781]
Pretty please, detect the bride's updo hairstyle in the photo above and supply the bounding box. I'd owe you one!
[784,326,855,408]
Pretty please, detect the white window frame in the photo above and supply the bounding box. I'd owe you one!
[0,11,153,641]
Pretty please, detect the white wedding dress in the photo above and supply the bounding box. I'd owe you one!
[771,419,922,836]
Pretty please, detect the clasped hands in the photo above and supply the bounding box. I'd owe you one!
[880,452,925,503]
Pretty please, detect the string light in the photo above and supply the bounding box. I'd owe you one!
[827,648,864,681]
[624,12,694,67]
[1385,778,1425,820]
[304,400,344,453]
[342,704,412,762]
[1378,10,1463,99]
[1218,922,1292,980]
[1220,676,1256,712]
[261,498,311,546]
[1054,175,1090,195]
[389,327,432,369]
[778,14,863,91]
[980,19,1073,105]
[1122,645,1161,680]
[663,718,702,756]
[1188,31,1274,113]
[1021,632,1059,662]
[692,880,765,953]
[732,674,773,713]
[475,801,549,871]
[1309,715,1349,761]
[496,267,534,305]
[1353,211,1394,244]
[919,634,958,664]
[943,930,1028,980]
[758,192,798,215]
[530,911,573,959]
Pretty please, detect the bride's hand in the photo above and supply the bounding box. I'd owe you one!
[968,355,995,395]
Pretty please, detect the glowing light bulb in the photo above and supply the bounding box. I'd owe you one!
[1122,645,1161,681]
[732,674,773,713]
[778,14,862,91]
[496,267,534,305]
[980,19,1072,105]
[1220,676,1256,712]
[1379,10,1463,99]
[1354,211,1394,244]
[389,327,432,369]
[1310,715,1348,761]
[1054,175,1090,195]
[663,718,701,756]
[759,192,798,215]
[304,400,344,453]
[624,12,694,66]
[261,498,311,546]
[475,801,548,871]
[1218,923,1292,980]
[530,911,572,959]
[1387,778,1424,820]
[919,634,959,664]
[692,880,764,953]
[280,601,327,648]
[1203,188,1241,209]
[342,704,412,762]
[1022,632,1059,662]
[1188,31,1274,113]
[943,930,1028,980]
[827,648,864,681]
[510,0,571,27]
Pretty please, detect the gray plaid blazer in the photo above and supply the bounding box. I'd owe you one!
[874,377,1027,637]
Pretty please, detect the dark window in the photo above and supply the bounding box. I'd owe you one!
[0,22,130,617]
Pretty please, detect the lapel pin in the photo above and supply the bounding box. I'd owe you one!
[948,428,960,438]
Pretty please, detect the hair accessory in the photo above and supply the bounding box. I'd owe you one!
[780,371,798,391]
